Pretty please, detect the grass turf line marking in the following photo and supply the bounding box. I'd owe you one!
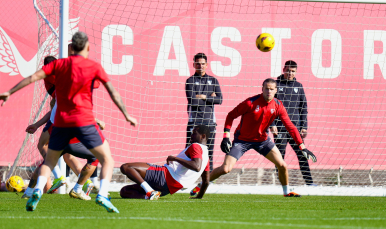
[0,216,385,229]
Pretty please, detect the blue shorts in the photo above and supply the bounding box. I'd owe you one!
[48,123,105,151]
[145,164,170,196]
[228,137,275,160]
[42,120,53,133]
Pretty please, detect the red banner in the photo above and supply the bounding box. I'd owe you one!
[1,0,386,170]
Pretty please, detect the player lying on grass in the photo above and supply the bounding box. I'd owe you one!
[0,32,137,213]
[120,125,210,200]
[23,115,103,201]
[190,78,317,197]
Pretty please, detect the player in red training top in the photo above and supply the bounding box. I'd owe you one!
[0,32,137,213]
[190,78,316,197]
[25,54,85,197]
[120,125,210,200]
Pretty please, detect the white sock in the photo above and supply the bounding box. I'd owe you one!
[52,165,62,179]
[282,185,289,195]
[34,176,48,191]
[73,183,83,193]
[90,177,98,185]
[25,187,34,195]
[140,181,154,193]
[98,179,110,198]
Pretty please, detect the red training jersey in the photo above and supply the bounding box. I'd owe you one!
[42,55,110,127]
[224,94,303,145]
[164,143,209,194]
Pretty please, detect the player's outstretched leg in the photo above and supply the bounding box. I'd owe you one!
[26,149,63,211]
[69,162,97,200]
[89,140,119,213]
[265,146,301,197]
[120,162,160,200]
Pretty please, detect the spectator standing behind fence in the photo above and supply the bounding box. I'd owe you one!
[270,60,316,185]
[185,53,223,171]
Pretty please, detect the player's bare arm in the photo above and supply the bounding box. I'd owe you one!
[190,170,210,199]
[0,69,47,106]
[26,111,51,134]
[167,156,202,172]
[103,81,137,127]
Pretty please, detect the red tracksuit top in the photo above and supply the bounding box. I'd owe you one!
[224,94,303,145]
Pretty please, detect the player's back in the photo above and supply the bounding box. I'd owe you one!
[42,55,109,128]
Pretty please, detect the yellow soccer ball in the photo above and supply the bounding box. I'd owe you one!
[256,33,275,52]
[6,176,24,192]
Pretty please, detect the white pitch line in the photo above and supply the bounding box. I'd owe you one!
[0,216,385,229]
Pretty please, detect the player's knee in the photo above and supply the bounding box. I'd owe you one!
[221,165,232,174]
[277,162,287,171]
[120,164,128,174]
[120,163,132,174]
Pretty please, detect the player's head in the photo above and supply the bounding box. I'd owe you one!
[190,125,210,145]
[44,56,57,66]
[283,60,297,80]
[71,32,89,56]
[193,53,208,76]
[262,78,277,102]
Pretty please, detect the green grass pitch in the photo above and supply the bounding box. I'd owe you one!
[0,192,385,229]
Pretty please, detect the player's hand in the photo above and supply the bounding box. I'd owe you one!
[166,155,176,165]
[270,126,278,136]
[220,138,232,154]
[126,115,138,127]
[210,92,216,97]
[301,148,317,163]
[96,118,106,130]
[300,129,307,138]
[195,94,207,100]
[0,92,10,106]
[26,124,38,134]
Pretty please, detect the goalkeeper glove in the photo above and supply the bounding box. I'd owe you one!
[301,148,317,163]
[220,138,232,154]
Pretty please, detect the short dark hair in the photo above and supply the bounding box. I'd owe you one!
[193,53,207,63]
[284,60,297,69]
[44,56,57,65]
[262,78,277,88]
[195,125,210,140]
[71,32,88,52]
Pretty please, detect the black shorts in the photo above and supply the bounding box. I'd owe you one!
[61,142,98,165]
[145,164,170,196]
[48,124,105,151]
[228,138,275,160]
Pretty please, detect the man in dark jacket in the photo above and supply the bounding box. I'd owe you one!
[270,60,316,185]
[185,53,223,171]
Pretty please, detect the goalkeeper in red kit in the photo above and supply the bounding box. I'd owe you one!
[190,78,316,197]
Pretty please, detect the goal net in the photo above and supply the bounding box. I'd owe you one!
[8,0,386,196]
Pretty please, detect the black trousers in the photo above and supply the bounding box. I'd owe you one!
[186,123,216,171]
[273,129,313,185]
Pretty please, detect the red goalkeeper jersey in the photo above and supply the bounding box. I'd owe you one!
[224,94,303,145]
